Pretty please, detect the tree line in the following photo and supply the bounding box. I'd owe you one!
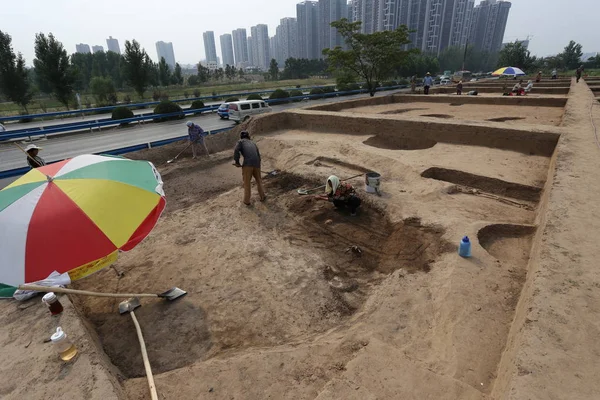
[497,40,592,73]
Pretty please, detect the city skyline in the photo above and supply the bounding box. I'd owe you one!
[3,0,599,66]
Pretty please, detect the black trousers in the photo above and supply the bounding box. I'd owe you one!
[424,85,430,94]
[333,196,361,214]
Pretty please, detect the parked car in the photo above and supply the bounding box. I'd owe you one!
[217,103,230,119]
[440,78,451,85]
[228,100,272,123]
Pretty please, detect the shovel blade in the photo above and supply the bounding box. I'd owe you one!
[119,297,141,314]
[158,287,187,301]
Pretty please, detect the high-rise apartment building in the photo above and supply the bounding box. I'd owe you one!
[447,0,475,48]
[469,0,511,53]
[155,41,176,68]
[270,36,280,65]
[203,31,218,63]
[318,0,348,53]
[251,24,270,70]
[277,17,298,63]
[248,36,256,67]
[297,1,319,59]
[376,0,475,54]
[91,45,104,53]
[106,36,120,54]
[352,0,382,34]
[232,28,249,67]
[421,0,445,54]
[220,34,235,67]
[76,43,91,54]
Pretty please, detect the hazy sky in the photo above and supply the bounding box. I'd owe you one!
[3,0,599,66]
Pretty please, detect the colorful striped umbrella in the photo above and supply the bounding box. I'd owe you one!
[0,155,165,295]
[492,66,526,76]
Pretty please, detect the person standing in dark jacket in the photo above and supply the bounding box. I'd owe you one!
[234,131,266,205]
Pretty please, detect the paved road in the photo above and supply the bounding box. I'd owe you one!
[0,91,381,173]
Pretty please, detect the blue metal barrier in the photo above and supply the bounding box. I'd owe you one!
[0,85,342,123]
[0,127,235,180]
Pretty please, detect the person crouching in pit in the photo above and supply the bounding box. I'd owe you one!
[315,175,361,216]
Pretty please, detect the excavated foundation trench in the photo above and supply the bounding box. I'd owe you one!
[421,167,542,202]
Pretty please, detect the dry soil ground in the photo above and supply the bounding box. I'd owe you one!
[350,102,565,126]
[2,83,599,400]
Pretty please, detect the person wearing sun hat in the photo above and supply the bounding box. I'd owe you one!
[25,144,46,169]
[423,72,434,95]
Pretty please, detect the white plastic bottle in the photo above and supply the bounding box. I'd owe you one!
[51,327,78,361]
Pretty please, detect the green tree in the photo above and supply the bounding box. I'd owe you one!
[238,68,244,79]
[198,64,210,83]
[70,52,93,90]
[269,59,279,80]
[280,58,328,79]
[89,76,116,105]
[121,39,153,99]
[397,53,440,78]
[91,51,108,77]
[437,45,498,73]
[497,41,536,71]
[105,51,123,88]
[214,68,224,81]
[560,40,583,70]
[171,63,183,85]
[0,31,35,112]
[158,57,171,86]
[187,75,199,86]
[33,33,76,109]
[224,64,233,80]
[323,19,412,96]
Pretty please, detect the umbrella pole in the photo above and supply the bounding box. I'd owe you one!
[18,284,160,299]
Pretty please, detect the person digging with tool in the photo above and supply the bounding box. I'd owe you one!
[25,144,46,169]
[315,175,361,216]
[186,121,209,159]
[234,131,266,206]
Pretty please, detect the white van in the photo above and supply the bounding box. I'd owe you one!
[228,100,272,123]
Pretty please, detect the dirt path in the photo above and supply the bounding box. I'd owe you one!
[491,81,600,398]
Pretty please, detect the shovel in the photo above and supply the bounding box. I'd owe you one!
[297,174,364,195]
[262,169,281,177]
[166,142,193,164]
[119,298,158,400]
[18,284,187,300]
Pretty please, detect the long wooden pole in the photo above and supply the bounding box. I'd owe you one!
[130,311,159,400]
[18,284,159,299]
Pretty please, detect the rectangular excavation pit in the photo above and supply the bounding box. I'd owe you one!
[307,93,568,113]
[433,86,570,95]
[284,109,561,156]
[348,102,565,126]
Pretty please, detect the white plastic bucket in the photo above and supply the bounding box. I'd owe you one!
[365,172,381,194]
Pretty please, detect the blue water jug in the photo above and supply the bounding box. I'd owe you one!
[459,236,472,258]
